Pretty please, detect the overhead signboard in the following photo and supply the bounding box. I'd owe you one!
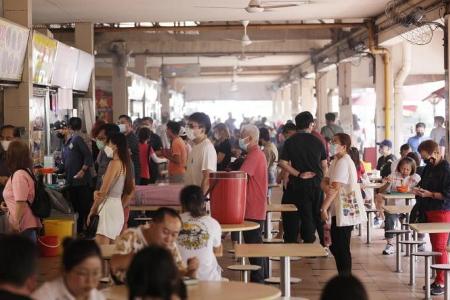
[32,31,58,86]
[0,17,29,82]
[51,42,79,89]
[73,50,94,92]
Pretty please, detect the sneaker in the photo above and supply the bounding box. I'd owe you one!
[423,282,441,291]
[431,284,445,295]
[383,243,395,255]
[417,243,426,252]
[373,217,382,228]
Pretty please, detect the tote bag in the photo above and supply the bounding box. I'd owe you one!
[334,156,367,227]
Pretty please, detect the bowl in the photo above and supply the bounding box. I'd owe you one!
[396,186,408,193]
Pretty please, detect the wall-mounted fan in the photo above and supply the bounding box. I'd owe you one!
[196,0,313,13]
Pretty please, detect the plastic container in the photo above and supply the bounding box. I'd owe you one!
[38,235,59,257]
[209,171,247,224]
[43,219,74,255]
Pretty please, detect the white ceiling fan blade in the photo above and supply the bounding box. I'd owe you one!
[263,0,313,3]
[194,6,244,9]
[262,4,298,8]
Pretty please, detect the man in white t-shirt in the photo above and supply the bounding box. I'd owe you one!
[184,112,217,194]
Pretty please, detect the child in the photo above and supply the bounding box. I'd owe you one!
[374,157,420,255]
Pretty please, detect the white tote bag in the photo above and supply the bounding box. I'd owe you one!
[334,156,367,227]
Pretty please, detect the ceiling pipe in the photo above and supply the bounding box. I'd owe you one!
[43,22,365,33]
[367,21,392,141]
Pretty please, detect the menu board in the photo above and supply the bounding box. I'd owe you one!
[73,50,94,92]
[51,42,79,89]
[0,18,29,81]
[32,31,57,86]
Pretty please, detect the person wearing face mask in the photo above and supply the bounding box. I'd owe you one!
[278,112,328,245]
[90,120,106,165]
[412,140,450,295]
[238,124,269,283]
[213,123,232,171]
[320,113,343,158]
[87,132,135,245]
[164,121,187,183]
[118,115,140,185]
[58,118,94,235]
[184,112,217,194]
[141,117,164,155]
[32,238,105,300]
[94,124,120,191]
[407,122,429,153]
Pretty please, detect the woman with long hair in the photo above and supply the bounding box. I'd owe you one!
[137,127,167,185]
[88,132,135,245]
[3,141,41,241]
[213,123,232,171]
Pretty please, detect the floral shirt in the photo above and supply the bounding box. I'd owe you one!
[113,224,185,282]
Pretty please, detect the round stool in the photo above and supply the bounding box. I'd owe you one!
[430,264,450,300]
[267,256,301,284]
[412,251,441,300]
[265,276,302,284]
[399,240,426,286]
[385,229,410,273]
[227,264,261,283]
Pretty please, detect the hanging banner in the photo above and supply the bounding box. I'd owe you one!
[0,17,29,82]
[32,31,57,86]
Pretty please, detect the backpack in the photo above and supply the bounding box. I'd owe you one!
[12,169,51,219]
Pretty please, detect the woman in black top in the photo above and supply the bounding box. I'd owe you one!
[213,123,232,171]
[414,140,450,295]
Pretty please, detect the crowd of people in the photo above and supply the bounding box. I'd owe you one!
[0,109,448,298]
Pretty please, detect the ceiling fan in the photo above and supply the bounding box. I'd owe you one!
[225,20,285,47]
[196,0,313,13]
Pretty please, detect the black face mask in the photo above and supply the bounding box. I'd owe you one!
[56,133,65,139]
[424,157,435,166]
[417,132,424,137]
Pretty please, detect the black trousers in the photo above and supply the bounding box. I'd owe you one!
[329,217,353,276]
[68,185,93,234]
[281,181,324,244]
[243,219,269,283]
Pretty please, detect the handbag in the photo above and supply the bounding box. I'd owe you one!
[334,156,367,227]
[84,197,107,239]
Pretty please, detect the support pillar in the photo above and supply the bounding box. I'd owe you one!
[75,22,95,132]
[315,72,328,129]
[290,81,300,118]
[300,79,315,115]
[134,55,147,77]
[282,85,291,121]
[445,14,450,159]
[111,41,129,121]
[338,62,353,136]
[3,0,32,141]
[160,78,171,120]
[375,55,387,143]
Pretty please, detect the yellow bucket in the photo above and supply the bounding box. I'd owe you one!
[43,219,74,255]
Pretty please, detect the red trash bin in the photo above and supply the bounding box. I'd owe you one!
[209,171,247,224]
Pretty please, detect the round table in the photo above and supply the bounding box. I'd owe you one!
[102,281,281,300]
[221,221,260,233]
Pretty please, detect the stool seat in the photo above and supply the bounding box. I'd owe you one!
[227,264,261,271]
[263,238,284,243]
[399,240,426,245]
[411,251,442,257]
[366,208,379,213]
[385,229,410,234]
[431,264,450,271]
[264,276,302,284]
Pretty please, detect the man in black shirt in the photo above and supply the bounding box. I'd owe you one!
[376,139,396,178]
[0,235,38,300]
[119,115,140,185]
[279,112,328,244]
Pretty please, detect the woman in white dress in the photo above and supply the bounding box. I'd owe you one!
[88,132,135,245]
[32,238,105,300]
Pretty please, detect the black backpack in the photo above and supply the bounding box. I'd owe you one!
[12,169,51,219]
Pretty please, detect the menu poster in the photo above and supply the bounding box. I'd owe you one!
[51,42,79,89]
[0,18,29,81]
[32,31,57,86]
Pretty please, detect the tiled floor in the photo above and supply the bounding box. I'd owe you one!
[36,187,445,299]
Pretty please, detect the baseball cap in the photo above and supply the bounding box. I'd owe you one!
[376,139,393,148]
[51,120,67,130]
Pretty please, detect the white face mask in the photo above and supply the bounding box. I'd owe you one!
[1,140,10,151]
[185,127,196,141]
[104,145,114,158]
[118,124,127,133]
[214,133,220,140]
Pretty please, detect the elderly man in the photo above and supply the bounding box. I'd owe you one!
[239,124,269,283]
[279,111,328,244]
[110,207,199,282]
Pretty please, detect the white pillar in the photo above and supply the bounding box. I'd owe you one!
[3,0,32,141]
[111,42,129,121]
[290,81,300,118]
[315,72,328,129]
[300,79,315,115]
[338,62,353,136]
[134,55,147,77]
